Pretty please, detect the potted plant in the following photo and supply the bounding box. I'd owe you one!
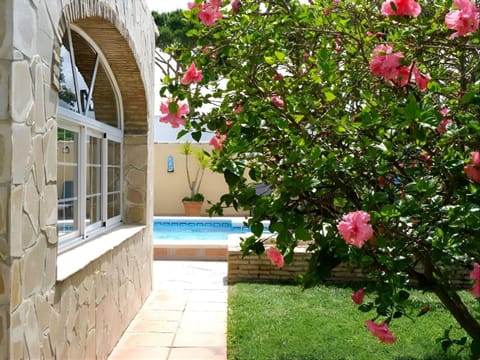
[180,142,210,216]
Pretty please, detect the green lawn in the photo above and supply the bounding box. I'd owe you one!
[228,283,475,360]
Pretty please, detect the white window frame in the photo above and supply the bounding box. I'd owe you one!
[57,25,124,254]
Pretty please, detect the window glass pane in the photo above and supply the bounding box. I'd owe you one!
[71,31,97,118]
[108,140,121,166]
[108,193,121,219]
[86,136,102,226]
[93,62,119,127]
[59,29,120,128]
[59,46,79,112]
[57,128,79,235]
[107,167,121,193]
[107,140,121,218]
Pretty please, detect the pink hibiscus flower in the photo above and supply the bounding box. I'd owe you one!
[231,0,240,13]
[273,73,284,81]
[271,95,285,108]
[337,211,374,248]
[393,65,412,87]
[159,99,189,128]
[437,108,453,133]
[266,247,284,268]
[445,0,479,38]
[471,282,480,298]
[352,289,365,305]
[470,262,480,297]
[412,64,430,91]
[365,320,397,343]
[188,2,202,10]
[334,37,342,52]
[209,131,227,151]
[198,2,223,26]
[181,62,203,85]
[471,262,480,280]
[464,151,480,183]
[370,45,404,81]
[381,0,422,17]
[437,118,453,133]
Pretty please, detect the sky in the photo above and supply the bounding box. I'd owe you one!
[145,0,191,13]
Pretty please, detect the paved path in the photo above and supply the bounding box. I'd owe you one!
[108,261,228,360]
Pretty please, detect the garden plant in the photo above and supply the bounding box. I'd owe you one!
[158,0,480,355]
[179,141,210,202]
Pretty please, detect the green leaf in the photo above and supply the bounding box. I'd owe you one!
[251,222,264,237]
[294,114,304,123]
[224,169,240,187]
[441,339,451,353]
[405,93,420,121]
[358,303,373,312]
[269,221,284,233]
[393,310,403,318]
[323,91,336,102]
[191,131,202,142]
[186,28,198,37]
[294,226,311,241]
[248,167,259,182]
[395,290,410,302]
[380,204,398,217]
[240,235,262,255]
[168,101,179,114]
[177,128,189,139]
[274,51,286,61]
[471,339,480,357]
[264,56,275,65]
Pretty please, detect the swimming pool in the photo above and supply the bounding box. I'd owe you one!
[153,217,251,241]
[153,216,255,260]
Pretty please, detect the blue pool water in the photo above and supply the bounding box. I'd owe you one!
[153,217,251,241]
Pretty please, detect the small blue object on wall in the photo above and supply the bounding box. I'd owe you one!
[167,155,174,172]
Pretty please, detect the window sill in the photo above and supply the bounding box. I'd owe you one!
[57,224,146,282]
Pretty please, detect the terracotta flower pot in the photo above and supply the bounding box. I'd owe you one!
[183,201,203,216]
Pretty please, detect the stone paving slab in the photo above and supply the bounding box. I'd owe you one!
[108,261,228,360]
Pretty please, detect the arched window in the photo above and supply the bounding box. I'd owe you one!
[57,25,123,253]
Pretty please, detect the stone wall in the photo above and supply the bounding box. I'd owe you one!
[228,247,472,288]
[11,229,151,359]
[0,0,156,358]
[228,249,366,284]
[228,250,310,284]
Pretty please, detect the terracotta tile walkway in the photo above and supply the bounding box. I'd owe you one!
[108,261,228,360]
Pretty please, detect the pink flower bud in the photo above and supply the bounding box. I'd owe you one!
[351,289,365,305]
[271,96,285,108]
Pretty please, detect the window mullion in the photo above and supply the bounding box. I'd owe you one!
[67,28,82,114]
[79,126,87,237]
[84,54,100,116]
[102,135,108,224]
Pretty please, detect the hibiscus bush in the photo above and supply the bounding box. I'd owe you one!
[159,0,480,354]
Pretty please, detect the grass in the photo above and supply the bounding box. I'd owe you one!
[228,283,476,360]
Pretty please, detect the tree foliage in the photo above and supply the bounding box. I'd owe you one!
[152,10,199,50]
[160,0,480,354]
